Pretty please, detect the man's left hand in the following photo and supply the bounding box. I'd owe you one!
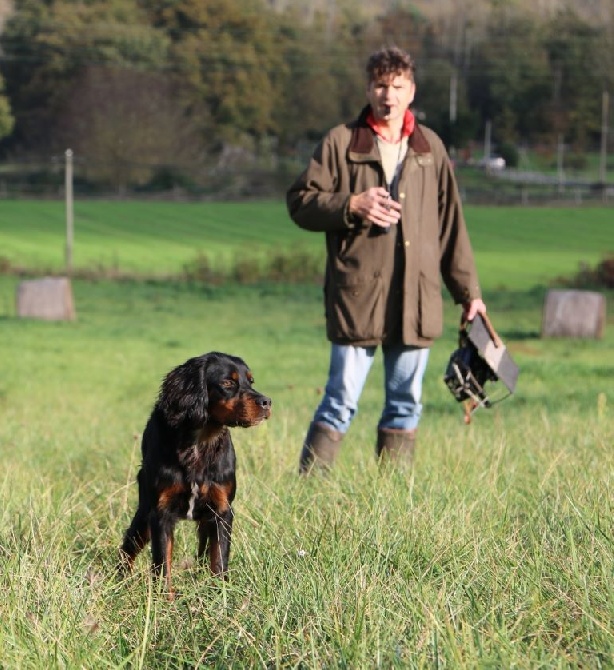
[463,298,487,322]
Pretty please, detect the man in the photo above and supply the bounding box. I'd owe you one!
[287,46,486,472]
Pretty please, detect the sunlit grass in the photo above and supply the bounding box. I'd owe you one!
[1,201,612,289]
[1,199,612,665]
[0,274,612,666]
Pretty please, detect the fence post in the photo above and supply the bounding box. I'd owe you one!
[557,134,565,194]
[65,149,74,274]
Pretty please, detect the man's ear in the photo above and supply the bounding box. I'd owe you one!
[158,357,208,427]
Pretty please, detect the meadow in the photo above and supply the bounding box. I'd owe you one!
[1,200,613,289]
[0,201,613,668]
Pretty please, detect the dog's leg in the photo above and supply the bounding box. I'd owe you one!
[150,512,176,599]
[118,507,151,574]
[197,520,210,561]
[198,508,233,577]
[118,470,152,574]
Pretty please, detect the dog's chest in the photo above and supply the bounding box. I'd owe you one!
[157,477,233,521]
[186,481,200,520]
[157,443,232,520]
[179,442,210,474]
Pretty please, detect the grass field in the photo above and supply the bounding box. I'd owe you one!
[0,200,613,667]
[1,200,612,289]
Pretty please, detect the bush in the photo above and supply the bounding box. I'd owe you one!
[137,167,201,195]
[497,142,519,168]
[183,249,323,285]
[554,255,614,289]
[182,254,225,284]
[566,153,589,171]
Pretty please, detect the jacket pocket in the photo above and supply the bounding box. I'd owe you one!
[326,272,384,342]
[418,273,443,339]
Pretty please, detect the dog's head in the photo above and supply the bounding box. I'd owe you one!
[158,352,271,429]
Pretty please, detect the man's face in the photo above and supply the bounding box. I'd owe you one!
[367,72,415,123]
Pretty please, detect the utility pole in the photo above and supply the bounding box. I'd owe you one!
[449,70,458,123]
[484,120,492,162]
[599,91,609,185]
[449,70,458,157]
[65,149,74,274]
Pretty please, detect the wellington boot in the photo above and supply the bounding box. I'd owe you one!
[299,422,343,474]
[376,428,416,469]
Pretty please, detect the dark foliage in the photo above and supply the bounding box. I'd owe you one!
[0,0,611,186]
[554,255,614,289]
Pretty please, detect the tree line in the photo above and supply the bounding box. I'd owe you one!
[0,0,611,191]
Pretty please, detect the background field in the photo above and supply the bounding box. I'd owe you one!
[0,201,612,667]
[1,200,613,289]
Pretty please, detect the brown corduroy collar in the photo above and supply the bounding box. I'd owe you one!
[348,105,431,156]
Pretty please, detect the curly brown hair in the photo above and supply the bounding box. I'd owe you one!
[366,46,415,82]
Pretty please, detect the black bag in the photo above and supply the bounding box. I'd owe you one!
[444,314,519,423]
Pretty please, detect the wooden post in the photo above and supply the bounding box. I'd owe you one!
[557,134,565,194]
[65,148,74,274]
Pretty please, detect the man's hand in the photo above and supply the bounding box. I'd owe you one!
[463,298,487,322]
[349,187,401,229]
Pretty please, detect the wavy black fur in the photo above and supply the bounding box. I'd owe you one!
[118,352,271,598]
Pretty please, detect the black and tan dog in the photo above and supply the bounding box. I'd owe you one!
[118,352,271,597]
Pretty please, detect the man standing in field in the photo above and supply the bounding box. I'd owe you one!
[286,46,486,472]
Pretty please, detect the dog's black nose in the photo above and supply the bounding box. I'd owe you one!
[259,396,272,409]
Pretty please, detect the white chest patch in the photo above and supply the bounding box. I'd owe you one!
[186,481,200,520]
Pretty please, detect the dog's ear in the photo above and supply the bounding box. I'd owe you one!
[158,357,208,427]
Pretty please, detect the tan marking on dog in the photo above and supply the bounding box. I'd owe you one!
[158,484,186,511]
[208,482,233,513]
[165,535,175,601]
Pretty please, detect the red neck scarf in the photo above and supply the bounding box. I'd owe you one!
[366,108,415,143]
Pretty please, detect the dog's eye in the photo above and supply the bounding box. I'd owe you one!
[221,379,236,389]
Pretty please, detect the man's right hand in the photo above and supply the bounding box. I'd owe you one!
[349,187,401,230]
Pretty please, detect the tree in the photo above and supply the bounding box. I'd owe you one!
[53,65,204,192]
[467,11,552,146]
[271,7,366,148]
[271,21,343,148]
[1,0,169,151]
[148,0,290,148]
[0,74,14,140]
[2,0,609,170]
[544,9,603,148]
[417,56,478,149]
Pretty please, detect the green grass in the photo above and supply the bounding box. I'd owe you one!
[0,201,613,667]
[1,200,612,290]
[0,200,312,275]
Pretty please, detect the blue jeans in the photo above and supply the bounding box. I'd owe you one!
[313,343,430,433]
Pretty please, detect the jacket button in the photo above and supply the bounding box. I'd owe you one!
[405,240,410,247]
[399,193,406,199]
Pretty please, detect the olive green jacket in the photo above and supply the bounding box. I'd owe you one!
[286,106,482,347]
